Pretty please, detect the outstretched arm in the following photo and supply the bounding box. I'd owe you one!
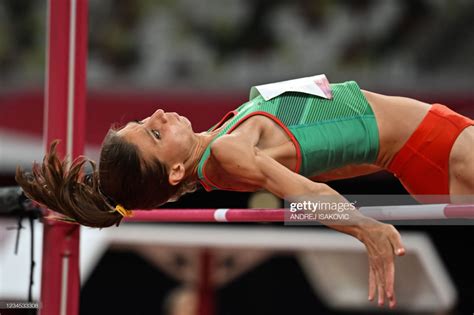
[212,138,405,308]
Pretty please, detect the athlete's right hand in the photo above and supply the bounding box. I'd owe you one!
[357,221,406,309]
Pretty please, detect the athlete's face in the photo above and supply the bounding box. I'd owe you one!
[118,109,195,168]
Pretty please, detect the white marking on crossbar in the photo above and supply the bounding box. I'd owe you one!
[214,209,229,222]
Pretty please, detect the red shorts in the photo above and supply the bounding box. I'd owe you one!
[387,104,473,199]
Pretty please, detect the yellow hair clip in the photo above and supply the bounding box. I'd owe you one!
[114,204,134,217]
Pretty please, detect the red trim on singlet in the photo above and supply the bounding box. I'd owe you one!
[200,111,303,191]
[210,110,238,131]
[198,178,213,192]
[198,109,238,192]
[198,110,239,191]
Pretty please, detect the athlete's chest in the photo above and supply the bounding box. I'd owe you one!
[203,115,298,191]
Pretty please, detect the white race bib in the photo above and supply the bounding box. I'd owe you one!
[249,74,333,101]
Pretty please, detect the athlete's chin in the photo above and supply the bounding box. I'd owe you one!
[184,116,192,129]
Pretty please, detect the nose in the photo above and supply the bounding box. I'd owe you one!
[151,109,167,123]
[154,109,164,117]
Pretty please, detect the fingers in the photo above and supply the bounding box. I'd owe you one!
[388,225,406,256]
[365,224,405,309]
[384,255,397,309]
[368,241,398,308]
[369,261,392,308]
[377,282,385,307]
[374,262,385,307]
[368,265,376,301]
[386,225,403,308]
[368,258,386,307]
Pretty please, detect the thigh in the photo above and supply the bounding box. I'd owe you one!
[449,126,474,201]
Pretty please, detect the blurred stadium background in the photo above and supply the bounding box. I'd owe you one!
[0,0,473,314]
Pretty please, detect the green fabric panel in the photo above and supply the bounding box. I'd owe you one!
[197,81,380,189]
[274,92,308,126]
[289,116,379,177]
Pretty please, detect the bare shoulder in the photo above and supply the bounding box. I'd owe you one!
[210,135,257,173]
[208,135,267,189]
[210,135,246,162]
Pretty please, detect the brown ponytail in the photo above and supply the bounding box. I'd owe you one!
[15,141,122,228]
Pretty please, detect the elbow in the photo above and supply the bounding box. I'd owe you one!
[308,182,333,195]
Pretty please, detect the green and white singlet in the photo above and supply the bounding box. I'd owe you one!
[197,81,380,191]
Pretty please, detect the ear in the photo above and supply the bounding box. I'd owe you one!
[168,163,185,186]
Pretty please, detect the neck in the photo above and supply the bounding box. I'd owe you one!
[184,128,222,181]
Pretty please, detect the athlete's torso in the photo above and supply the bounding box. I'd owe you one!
[198,81,381,191]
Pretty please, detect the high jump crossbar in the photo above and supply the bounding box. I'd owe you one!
[125,204,474,222]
